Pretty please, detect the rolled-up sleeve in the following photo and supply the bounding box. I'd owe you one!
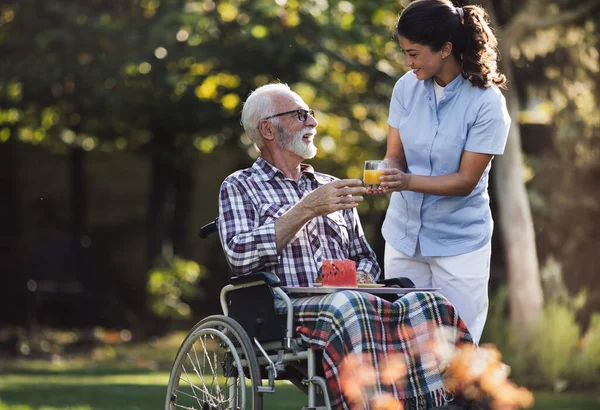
[346,207,381,280]
[218,180,280,275]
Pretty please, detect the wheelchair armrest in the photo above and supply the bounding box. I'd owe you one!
[376,277,416,288]
[230,272,281,288]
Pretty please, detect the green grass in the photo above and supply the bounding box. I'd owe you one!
[533,392,600,410]
[0,360,166,410]
[0,329,308,410]
[0,331,598,410]
[1,361,599,410]
[0,360,306,410]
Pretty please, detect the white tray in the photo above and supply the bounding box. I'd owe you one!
[282,286,440,295]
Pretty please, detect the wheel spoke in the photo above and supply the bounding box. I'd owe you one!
[194,337,212,404]
[180,357,204,407]
[197,336,224,407]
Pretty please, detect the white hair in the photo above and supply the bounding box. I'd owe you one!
[240,83,295,151]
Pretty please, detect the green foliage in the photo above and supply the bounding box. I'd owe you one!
[482,285,511,349]
[570,313,600,387]
[482,288,600,391]
[0,0,406,169]
[0,0,325,158]
[481,286,532,380]
[528,302,582,387]
[146,256,204,319]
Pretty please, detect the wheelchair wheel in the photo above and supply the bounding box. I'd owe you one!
[165,315,263,410]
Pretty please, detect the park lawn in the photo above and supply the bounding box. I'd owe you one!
[0,332,598,410]
[1,361,599,410]
[0,357,308,410]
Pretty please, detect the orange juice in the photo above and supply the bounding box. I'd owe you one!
[364,169,382,185]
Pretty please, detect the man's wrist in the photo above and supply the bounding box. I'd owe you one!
[293,199,315,223]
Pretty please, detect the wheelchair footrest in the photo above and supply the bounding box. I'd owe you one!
[257,386,275,394]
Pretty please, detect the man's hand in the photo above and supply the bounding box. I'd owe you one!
[357,271,376,284]
[299,179,366,218]
[274,179,365,253]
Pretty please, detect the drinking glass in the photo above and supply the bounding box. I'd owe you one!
[363,160,386,190]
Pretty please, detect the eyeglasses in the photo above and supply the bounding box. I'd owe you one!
[262,109,315,122]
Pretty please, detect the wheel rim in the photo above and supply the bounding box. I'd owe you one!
[170,328,247,410]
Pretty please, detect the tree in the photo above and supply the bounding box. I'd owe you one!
[0,0,316,256]
[474,0,600,334]
[0,0,344,325]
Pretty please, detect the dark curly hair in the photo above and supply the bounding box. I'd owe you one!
[396,0,506,89]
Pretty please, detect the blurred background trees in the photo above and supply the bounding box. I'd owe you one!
[477,0,600,335]
[1,0,599,350]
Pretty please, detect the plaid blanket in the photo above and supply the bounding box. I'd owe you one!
[274,290,473,410]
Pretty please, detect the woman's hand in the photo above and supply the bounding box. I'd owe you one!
[365,186,386,195]
[379,168,411,194]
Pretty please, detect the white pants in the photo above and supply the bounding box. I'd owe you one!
[384,241,491,344]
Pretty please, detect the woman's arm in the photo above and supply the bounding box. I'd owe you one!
[384,126,407,172]
[377,87,507,197]
[377,125,492,197]
[379,151,493,196]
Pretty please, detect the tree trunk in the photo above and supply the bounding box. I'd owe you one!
[171,163,193,257]
[0,139,22,325]
[68,146,96,325]
[147,154,175,269]
[493,68,544,333]
[144,139,177,336]
[69,147,87,241]
[480,0,545,334]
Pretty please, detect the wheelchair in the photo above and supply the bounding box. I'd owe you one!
[165,219,415,410]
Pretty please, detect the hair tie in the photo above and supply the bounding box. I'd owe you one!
[456,7,464,20]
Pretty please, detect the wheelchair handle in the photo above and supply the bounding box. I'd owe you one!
[199,218,218,238]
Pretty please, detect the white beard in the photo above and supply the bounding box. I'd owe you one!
[275,125,317,159]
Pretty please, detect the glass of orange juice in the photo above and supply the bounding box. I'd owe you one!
[364,160,386,190]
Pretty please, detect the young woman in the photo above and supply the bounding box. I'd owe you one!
[377,0,510,343]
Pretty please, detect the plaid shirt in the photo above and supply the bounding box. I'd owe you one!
[218,157,380,286]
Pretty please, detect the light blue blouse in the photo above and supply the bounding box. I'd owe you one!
[383,71,510,257]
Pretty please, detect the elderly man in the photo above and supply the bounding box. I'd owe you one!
[218,82,379,285]
[218,83,472,410]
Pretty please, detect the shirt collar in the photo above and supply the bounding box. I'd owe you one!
[253,157,318,181]
[425,73,468,98]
